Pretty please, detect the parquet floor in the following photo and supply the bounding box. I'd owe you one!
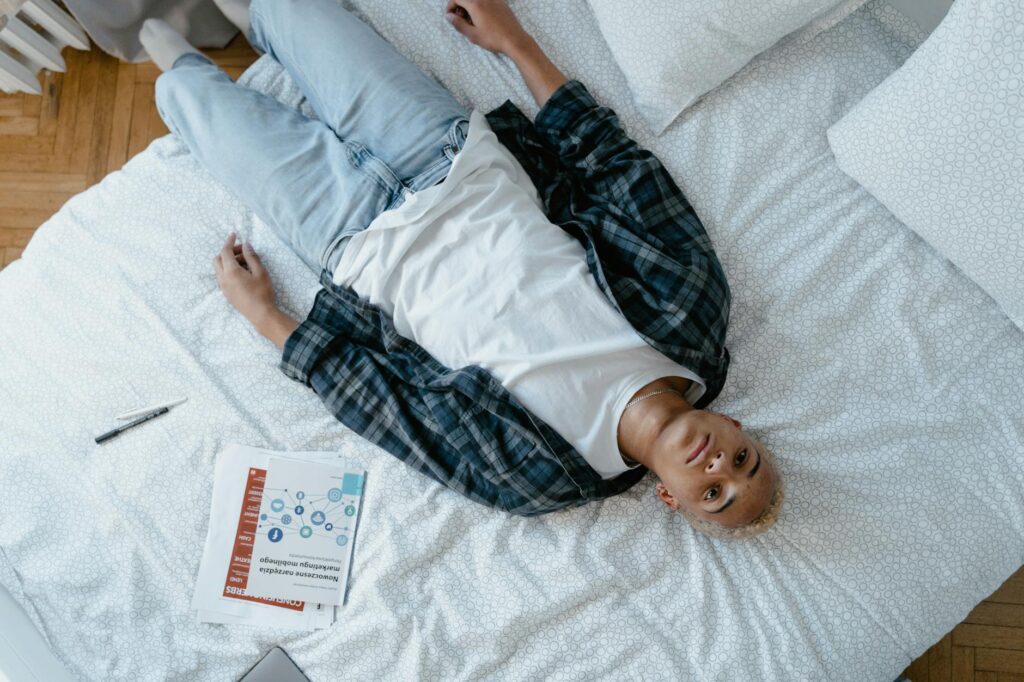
[0,40,1022,682]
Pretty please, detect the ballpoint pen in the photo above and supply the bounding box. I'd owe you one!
[95,407,170,444]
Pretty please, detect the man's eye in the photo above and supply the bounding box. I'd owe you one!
[704,486,719,501]
[735,449,748,466]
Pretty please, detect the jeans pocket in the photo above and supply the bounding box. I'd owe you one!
[444,117,470,160]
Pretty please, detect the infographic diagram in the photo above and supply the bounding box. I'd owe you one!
[258,471,364,549]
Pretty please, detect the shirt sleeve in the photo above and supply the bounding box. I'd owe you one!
[280,317,338,385]
[530,80,732,390]
[279,288,360,385]
[532,79,712,257]
[277,292,534,515]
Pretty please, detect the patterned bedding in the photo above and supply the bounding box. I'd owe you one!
[0,1,1021,679]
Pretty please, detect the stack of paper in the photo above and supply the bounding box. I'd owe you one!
[191,443,366,630]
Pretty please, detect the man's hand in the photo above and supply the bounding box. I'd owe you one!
[445,0,568,108]
[213,232,298,349]
[445,0,531,56]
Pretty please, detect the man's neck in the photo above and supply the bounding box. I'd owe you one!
[617,376,695,470]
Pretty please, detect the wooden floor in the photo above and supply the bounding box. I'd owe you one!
[1,41,1022,681]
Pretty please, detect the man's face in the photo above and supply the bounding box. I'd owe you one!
[654,410,778,528]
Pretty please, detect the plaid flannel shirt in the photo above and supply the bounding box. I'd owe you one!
[280,80,731,516]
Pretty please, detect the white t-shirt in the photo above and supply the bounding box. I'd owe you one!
[333,109,705,479]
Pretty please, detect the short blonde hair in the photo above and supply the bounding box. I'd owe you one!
[677,434,785,540]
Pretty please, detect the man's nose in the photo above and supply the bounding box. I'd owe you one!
[705,451,729,473]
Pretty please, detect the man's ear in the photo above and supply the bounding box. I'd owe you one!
[655,482,680,511]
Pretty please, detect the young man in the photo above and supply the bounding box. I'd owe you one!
[142,0,782,537]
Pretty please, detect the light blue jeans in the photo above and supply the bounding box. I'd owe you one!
[154,0,470,275]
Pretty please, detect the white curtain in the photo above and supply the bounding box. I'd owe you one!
[62,0,238,62]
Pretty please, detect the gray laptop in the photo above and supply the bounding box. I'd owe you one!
[239,647,311,682]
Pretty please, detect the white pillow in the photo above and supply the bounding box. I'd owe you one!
[586,0,868,134]
[828,0,1024,330]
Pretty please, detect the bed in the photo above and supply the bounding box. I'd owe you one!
[1,0,1022,679]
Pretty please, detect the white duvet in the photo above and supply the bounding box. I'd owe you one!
[1,2,1022,680]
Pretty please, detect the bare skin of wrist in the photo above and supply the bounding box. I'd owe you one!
[504,35,568,108]
[255,307,300,350]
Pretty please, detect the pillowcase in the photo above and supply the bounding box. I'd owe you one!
[586,0,868,135]
[828,0,1024,330]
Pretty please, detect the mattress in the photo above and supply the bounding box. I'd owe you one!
[1,1,1022,680]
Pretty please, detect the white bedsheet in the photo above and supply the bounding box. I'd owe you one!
[0,2,1022,680]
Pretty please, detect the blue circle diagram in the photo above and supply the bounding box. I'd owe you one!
[344,505,356,517]
[281,514,292,525]
[270,499,285,513]
[296,491,305,501]
[324,523,333,532]
[300,526,313,539]
[336,535,348,547]
[327,488,343,502]
[268,528,283,543]
[311,511,326,526]
[294,505,305,515]
[260,513,267,521]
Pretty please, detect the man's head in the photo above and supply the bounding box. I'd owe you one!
[650,410,783,539]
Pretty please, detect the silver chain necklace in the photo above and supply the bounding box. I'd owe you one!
[624,388,684,410]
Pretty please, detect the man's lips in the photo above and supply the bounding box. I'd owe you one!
[686,434,710,464]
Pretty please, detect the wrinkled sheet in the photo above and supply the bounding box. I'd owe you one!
[0,1,1022,680]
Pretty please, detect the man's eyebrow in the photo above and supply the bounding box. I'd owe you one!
[710,449,760,513]
[710,496,736,514]
[748,450,761,479]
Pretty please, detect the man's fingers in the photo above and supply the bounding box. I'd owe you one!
[229,241,251,268]
[212,254,223,276]
[446,10,474,36]
[446,0,472,19]
[242,242,264,274]
[220,233,240,271]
